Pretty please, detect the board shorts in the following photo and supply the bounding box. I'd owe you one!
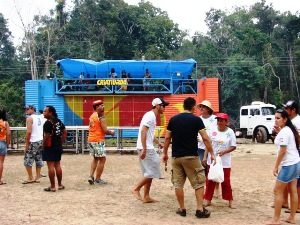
[88,142,106,157]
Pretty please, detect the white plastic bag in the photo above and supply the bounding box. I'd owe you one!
[208,155,224,183]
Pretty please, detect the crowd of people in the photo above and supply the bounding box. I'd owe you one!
[130,97,300,223]
[59,68,198,94]
[1,97,300,223]
[0,105,67,192]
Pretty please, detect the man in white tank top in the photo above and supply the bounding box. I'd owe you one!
[22,104,45,184]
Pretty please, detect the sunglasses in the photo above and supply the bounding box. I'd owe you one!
[276,109,284,113]
[159,104,165,108]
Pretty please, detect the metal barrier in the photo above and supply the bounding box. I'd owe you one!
[10,126,161,154]
[55,78,197,95]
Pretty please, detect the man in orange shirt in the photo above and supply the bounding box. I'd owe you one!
[87,100,115,185]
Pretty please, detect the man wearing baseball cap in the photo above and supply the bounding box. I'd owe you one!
[22,104,45,184]
[132,97,168,203]
[281,100,300,213]
[87,100,115,185]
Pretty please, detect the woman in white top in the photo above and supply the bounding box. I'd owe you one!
[203,113,236,208]
[266,109,300,225]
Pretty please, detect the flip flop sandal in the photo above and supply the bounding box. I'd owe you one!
[22,180,36,184]
[0,181,6,185]
[284,209,300,213]
[176,208,186,217]
[58,185,65,190]
[44,187,56,192]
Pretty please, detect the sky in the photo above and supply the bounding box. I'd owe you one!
[0,0,298,46]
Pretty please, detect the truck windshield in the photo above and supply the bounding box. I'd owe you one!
[261,107,276,116]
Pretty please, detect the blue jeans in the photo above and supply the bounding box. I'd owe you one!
[197,148,205,163]
[197,148,207,175]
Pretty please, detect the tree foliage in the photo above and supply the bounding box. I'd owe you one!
[0,0,299,125]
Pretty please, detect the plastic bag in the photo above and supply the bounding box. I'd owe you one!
[208,155,224,183]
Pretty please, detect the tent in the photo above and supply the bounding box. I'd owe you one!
[56,59,196,80]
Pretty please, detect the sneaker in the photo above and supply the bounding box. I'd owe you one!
[195,208,211,218]
[88,176,94,185]
[94,179,107,185]
[176,208,186,217]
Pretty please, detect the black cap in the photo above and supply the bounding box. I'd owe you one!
[282,100,298,110]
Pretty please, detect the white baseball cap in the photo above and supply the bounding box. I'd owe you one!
[152,98,169,107]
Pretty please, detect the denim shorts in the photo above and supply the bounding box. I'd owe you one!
[277,161,300,183]
[197,148,205,162]
[0,141,7,156]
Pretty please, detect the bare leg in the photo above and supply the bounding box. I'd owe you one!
[35,167,41,182]
[283,179,298,224]
[54,161,63,187]
[25,166,34,181]
[283,187,289,208]
[132,177,152,201]
[0,155,5,182]
[266,180,287,225]
[89,157,99,177]
[175,187,185,209]
[229,200,236,209]
[95,157,106,180]
[46,161,56,190]
[195,187,204,211]
[203,200,211,207]
[143,178,158,203]
[297,185,300,211]
[214,183,221,198]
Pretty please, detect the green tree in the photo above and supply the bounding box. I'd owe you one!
[0,14,15,79]
[0,13,27,126]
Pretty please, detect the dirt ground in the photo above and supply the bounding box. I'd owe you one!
[1,140,300,225]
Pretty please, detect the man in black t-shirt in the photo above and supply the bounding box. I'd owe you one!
[42,106,67,192]
[163,97,215,218]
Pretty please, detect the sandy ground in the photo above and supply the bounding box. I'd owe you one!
[0,140,299,225]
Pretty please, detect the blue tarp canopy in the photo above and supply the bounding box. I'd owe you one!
[56,59,196,80]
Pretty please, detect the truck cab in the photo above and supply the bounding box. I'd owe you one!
[239,101,276,143]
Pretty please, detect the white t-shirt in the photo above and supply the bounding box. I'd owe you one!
[198,115,217,149]
[136,111,156,150]
[274,126,300,166]
[30,114,44,142]
[207,126,237,168]
[292,114,300,135]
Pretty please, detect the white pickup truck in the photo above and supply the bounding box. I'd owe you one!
[236,101,276,143]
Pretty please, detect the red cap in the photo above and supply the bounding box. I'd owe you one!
[92,100,103,106]
[215,113,229,120]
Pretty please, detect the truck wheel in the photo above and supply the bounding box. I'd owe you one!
[256,127,267,143]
